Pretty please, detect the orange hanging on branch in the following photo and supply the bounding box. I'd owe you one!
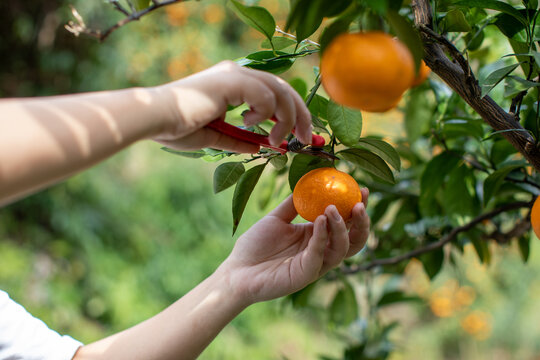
[320,31,415,113]
[293,167,362,222]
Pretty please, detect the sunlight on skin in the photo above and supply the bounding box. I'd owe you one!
[0,89,164,206]
[189,289,223,315]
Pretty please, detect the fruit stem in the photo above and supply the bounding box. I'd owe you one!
[305,75,322,107]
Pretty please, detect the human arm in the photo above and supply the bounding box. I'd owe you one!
[0,61,312,206]
[73,191,370,360]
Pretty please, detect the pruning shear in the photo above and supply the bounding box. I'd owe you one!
[206,117,338,160]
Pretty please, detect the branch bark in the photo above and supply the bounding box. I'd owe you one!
[340,201,531,274]
[65,0,185,42]
[411,0,540,172]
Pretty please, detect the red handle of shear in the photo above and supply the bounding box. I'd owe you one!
[206,117,325,154]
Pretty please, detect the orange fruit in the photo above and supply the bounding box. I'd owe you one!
[411,60,431,87]
[293,167,362,222]
[165,4,190,26]
[531,196,540,238]
[320,31,415,113]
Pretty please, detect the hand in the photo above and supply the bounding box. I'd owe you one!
[152,61,313,153]
[220,189,370,304]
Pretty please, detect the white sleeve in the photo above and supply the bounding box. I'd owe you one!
[0,290,83,360]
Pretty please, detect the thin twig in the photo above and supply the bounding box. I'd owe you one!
[109,1,130,16]
[485,211,531,244]
[305,76,322,107]
[65,0,185,42]
[341,201,531,274]
[275,26,320,47]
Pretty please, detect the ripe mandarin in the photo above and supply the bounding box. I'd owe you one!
[531,196,540,238]
[321,31,415,112]
[293,167,362,222]
[411,60,431,87]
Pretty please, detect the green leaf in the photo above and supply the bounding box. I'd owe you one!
[364,0,389,14]
[518,236,531,262]
[419,152,461,212]
[327,100,363,146]
[213,162,245,194]
[232,163,266,234]
[494,13,528,42]
[468,230,491,264]
[289,77,308,99]
[311,115,330,134]
[465,27,485,51]
[329,281,358,326]
[483,164,522,205]
[258,170,277,210]
[455,0,528,26]
[482,128,532,141]
[442,118,485,140]
[288,281,318,308]
[370,195,400,225]
[343,345,367,360]
[286,0,325,42]
[134,0,150,11]
[443,164,478,216]
[490,138,518,165]
[229,0,276,41]
[356,138,401,171]
[404,87,434,142]
[386,10,424,72]
[377,291,421,308]
[510,38,537,78]
[445,9,472,32]
[526,0,538,10]
[286,0,352,42]
[161,147,206,158]
[269,154,288,170]
[504,75,540,97]
[237,51,295,75]
[319,15,355,52]
[419,247,444,279]
[261,36,297,50]
[308,94,329,120]
[288,154,333,190]
[338,149,395,184]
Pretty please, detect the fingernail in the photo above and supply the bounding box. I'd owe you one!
[329,206,341,221]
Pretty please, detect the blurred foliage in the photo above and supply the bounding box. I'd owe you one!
[3,0,540,360]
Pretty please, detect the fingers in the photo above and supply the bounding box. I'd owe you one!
[220,62,312,146]
[157,128,260,153]
[243,68,312,146]
[301,215,328,277]
[346,201,370,258]
[268,195,298,223]
[320,205,350,275]
[361,187,369,208]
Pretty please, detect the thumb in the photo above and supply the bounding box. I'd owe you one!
[268,195,298,223]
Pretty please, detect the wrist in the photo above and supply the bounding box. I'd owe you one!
[144,85,184,140]
[213,262,255,308]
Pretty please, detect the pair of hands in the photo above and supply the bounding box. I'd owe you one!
[153,61,370,304]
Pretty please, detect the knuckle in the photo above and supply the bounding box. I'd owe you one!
[259,91,276,110]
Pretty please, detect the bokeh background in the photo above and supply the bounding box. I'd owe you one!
[2,0,540,359]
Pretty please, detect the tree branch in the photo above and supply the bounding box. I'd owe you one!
[341,201,531,274]
[65,0,185,42]
[411,0,540,172]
